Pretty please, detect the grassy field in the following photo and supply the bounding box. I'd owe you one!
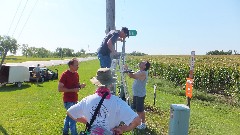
[2,56,63,63]
[0,59,240,135]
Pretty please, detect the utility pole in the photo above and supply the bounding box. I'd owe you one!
[106,0,115,34]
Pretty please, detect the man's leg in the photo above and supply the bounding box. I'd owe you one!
[137,111,145,124]
[63,102,70,134]
[36,78,39,86]
[105,55,111,68]
[69,117,77,135]
[98,54,111,68]
[63,102,77,135]
[63,115,70,135]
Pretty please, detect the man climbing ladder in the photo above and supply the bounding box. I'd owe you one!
[97,27,129,68]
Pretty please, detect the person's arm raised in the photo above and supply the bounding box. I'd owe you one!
[128,71,146,81]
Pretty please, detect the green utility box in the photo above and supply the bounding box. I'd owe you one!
[169,104,190,135]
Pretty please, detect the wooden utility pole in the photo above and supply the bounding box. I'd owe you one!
[106,0,115,34]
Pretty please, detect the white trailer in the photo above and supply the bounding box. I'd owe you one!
[0,65,30,87]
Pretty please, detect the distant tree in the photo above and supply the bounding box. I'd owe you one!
[0,35,19,68]
[63,48,74,57]
[28,47,38,57]
[80,48,86,54]
[55,47,74,58]
[206,50,233,55]
[75,49,86,56]
[129,51,147,56]
[55,47,63,58]
[21,44,30,57]
[0,35,19,54]
[36,47,51,58]
[233,50,239,55]
[87,52,97,56]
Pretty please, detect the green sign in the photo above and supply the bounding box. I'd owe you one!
[129,30,137,36]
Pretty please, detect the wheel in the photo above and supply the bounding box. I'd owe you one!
[0,83,6,87]
[17,82,22,88]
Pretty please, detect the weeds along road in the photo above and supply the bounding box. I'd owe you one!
[4,57,97,67]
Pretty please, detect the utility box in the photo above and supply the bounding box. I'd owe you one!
[169,104,190,135]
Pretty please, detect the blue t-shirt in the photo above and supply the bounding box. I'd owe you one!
[98,30,119,56]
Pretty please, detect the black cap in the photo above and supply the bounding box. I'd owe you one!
[122,27,129,38]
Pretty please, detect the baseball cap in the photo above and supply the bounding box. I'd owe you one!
[122,27,129,38]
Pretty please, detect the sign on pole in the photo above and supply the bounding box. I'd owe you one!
[129,30,137,36]
[186,51,195,108]
[185,78,193,98]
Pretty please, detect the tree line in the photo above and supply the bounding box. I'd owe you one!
[206,50,239,55]
[0,35,89,58]
[0,35,148,59]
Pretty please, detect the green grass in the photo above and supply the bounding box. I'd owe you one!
[0,59,240,135]
[144,78,240,135]
[2,56,64,63]
[2,56,90,63]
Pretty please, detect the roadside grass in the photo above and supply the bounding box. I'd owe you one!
[2,56,92,63]
[0,60,98,135]
[2,56,63,63]
[144,78,240,135]
[0,59,240,135]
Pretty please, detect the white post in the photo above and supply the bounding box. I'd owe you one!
[154,85,157,105]
[106,0,115,34]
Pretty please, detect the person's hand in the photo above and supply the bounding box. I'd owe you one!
[112,127,123,135]
[80,83,86,89]
[74,88,80,92]
[123,65,128,70]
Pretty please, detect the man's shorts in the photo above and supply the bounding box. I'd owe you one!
[132,96,145,112]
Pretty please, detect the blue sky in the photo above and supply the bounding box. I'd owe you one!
[0,0,239,55]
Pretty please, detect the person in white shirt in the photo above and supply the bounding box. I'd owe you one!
[67,68,141,135]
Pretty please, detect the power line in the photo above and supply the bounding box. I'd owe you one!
[12,0,29,37]
[18,0,39,40]
[7,0,23,35]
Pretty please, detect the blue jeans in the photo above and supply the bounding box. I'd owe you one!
[63,102,77,135]
[98,53,111,68]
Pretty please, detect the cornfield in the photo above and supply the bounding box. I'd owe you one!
[126,55,240,100]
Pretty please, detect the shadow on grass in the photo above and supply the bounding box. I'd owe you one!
[0,125,9,135]
[0,84,31,92]
[133,127,158,135]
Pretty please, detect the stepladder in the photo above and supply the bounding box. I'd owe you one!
[110,40,131,105]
